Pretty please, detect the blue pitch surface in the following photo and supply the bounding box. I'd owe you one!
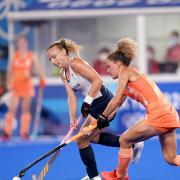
[0,137,180,180]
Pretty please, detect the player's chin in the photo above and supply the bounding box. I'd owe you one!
[56,64,61,68]
[111,74,116,79]
[112,75,118,79]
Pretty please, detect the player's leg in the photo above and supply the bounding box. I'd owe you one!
[77,115,101,179]
[159,129,180,166]
[20,96,32,139]
[3,95,19,139]
[117,120,160,179]
[102,120,159,179]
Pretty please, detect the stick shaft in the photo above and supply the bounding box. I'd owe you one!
[19,122,96,177]
[32,87,43,136]
[19,143,66,177]
[38,114,83,180]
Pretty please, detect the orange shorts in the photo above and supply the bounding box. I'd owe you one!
[144,100,180,133]
[13,79,34,98]
[147,125,176,133]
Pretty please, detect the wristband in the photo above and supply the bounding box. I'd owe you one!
[84,95,94,105]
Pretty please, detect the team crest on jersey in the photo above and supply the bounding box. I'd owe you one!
[126,86,134,94]
[72,83,80,92]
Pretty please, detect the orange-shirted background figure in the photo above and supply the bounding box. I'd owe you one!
[3,36,46,140]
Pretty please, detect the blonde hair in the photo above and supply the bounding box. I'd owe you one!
[116,37,138,61]
[47,38,83,56]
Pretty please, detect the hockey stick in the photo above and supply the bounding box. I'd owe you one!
[35,114,83,180]
[18,123,97,178]
[31,86,44,139]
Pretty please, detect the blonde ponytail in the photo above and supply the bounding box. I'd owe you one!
[62,38,83,56]
[47,38,83,56]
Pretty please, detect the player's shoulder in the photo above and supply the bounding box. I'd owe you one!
[70,56,87,70]
[71,56,84,64]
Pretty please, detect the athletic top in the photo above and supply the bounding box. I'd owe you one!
[12,51,33,83]
[123,74,180,128]
[64,58,102,99]
[123,74,163,107]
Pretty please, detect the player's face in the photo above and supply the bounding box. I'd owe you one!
[47,46,67,68]
[106,59,120,79]
[17,37,28,50]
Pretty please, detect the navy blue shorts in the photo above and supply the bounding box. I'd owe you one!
[89,85,115,120]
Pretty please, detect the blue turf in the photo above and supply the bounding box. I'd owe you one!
[0,138,180,180]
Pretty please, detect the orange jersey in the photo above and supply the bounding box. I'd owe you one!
[123,75,180,129]
[11,51,34,97]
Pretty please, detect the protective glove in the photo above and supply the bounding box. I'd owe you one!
[81,102,90,117]
[97,114,109,129]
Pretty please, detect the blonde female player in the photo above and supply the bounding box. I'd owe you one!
[3,36,46,140]
[47,38,144,180]
[96,37,180,180]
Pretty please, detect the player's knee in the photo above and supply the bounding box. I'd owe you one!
[119,135,130,148]
[90,134,99,143]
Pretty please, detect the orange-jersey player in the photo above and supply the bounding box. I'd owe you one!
[96,38,180,180]
[3,36,46,140]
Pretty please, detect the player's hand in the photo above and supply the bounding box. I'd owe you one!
[81,102,90,117]
[70,118,77,130]
[97,114,109,129]
[81,125,93,136]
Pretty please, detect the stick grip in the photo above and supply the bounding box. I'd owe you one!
[66,123,97,144]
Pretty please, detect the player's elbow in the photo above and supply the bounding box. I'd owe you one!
[94,78,103,88]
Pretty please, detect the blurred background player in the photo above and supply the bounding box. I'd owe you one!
[165,30,180,64]
[160,30,180,73]
[2,36,46,141]
[92,47,110,75]
[147,45,160,74]
[47,38,144,180]
[96,37,180,180]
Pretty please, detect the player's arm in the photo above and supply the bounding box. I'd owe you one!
[97,70,129,129]
[60,71,77,128]
[103,71,129,117]
[6,56,13,90]
[72,57,103,117]
[72,57,103,98]
[107,95,127,120]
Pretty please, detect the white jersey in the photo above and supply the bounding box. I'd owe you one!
[65,62,102,99]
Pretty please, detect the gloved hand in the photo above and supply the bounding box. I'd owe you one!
[81,102,90,117]
[97,114,109,129]
[40,79,46,89]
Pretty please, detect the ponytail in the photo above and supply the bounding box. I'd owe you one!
[47,38,83,56]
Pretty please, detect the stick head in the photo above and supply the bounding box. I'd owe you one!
[18,171,25,178]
